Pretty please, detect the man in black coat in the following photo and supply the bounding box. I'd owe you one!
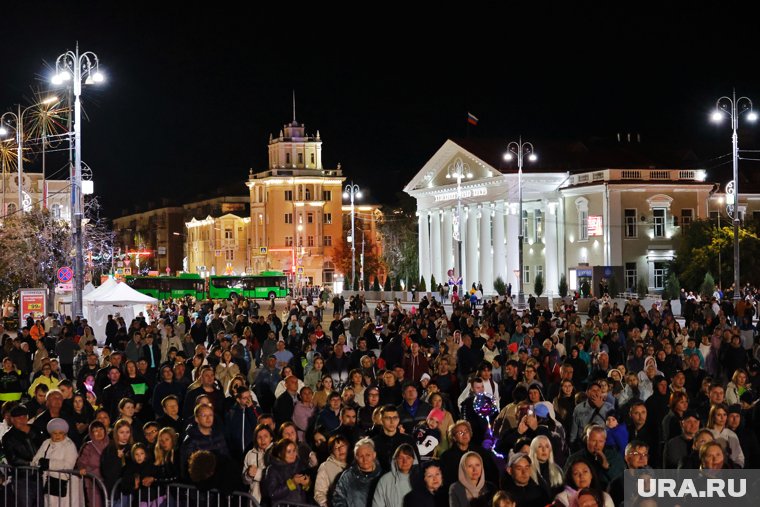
[371,405,417,472]
[663,410,699,468]
[273,375,299,427]
[501,453,550,507]
[2,405,46,466]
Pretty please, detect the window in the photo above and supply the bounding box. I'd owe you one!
[51,204,61,219]
[536,265,544,280]
[311,153,315,164]
[653,262,666,290]
[285,236,293,246]
[6,203,16,214]
[225,250,234,261]
[298,214,303,224]
[305,188,311,200]
[323,190,332,201]
[298,236,303,247]
[522,210,529,242]
[308,236,314,247]
[307,212,314,224]
[535,210,543,240]
[323,235,332,246]
[709,210,719,227]
[625,262,637,292]
[579,209,588,241]
[286,153,291,165]
[284,190,293,201]
[681,209,693,229]
[624,209,637,238]
[523,265,531,285]
[298,153,303,164]
[224,228,233,240]
[284,213,293,224]
[653,208,666,238]
[324,213,332,224]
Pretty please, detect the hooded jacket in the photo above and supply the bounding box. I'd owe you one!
[372,446,419,507]
[333,459,383,507]
[314,454,347,507]
[261,455,310,505]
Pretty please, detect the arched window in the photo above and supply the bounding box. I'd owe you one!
[305,187,311,201]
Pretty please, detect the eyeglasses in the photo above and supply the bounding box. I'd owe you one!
[455,430,471,436]
[382,415,400,421]
[629,451,648,458]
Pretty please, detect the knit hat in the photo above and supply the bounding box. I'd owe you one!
[428,408,445,423]
[46,418,69,434]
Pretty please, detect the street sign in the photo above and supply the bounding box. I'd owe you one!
[297,267,304,274]
[158,247,166,255]
[124,268,132,276]
[57,266,74,284]
[20,289,46,319]
[259,247,268,255]
[56,283,73,292]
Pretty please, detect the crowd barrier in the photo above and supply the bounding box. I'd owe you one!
[0,464,258,507]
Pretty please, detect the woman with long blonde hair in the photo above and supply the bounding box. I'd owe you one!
[528,435,564,497]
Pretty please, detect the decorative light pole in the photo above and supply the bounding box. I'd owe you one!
[343,182,362,288]
[51,44,105,318]
[504,137,537,308]
[0,97,59,214]
[446,158,472,293]
[711,92,756,302]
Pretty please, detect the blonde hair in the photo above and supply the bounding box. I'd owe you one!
[154,427,178,466]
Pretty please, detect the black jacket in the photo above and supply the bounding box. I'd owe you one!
[1,425,46,466]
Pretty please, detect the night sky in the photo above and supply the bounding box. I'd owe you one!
[3,4,760,219]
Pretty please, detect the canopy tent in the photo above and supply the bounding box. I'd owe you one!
[83,282,96,296]
[83,279,157,344]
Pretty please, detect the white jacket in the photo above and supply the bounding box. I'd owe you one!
[241,445,271,502]
[314,455,347,507]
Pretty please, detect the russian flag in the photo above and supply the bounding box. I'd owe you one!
[467,112,479,126]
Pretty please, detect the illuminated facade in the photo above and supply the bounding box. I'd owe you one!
[406,139,715,296]
[0,173,70,219]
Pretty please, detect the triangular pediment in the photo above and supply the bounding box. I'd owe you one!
[404,140,499,194]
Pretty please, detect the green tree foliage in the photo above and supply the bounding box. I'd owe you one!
[558,274,568,298]
[372,276,381,291]
[493,276,507,296]
[383,276,391,291]
[663,272,681,300]
[430,274,437,289]
[0,208,71,301]
[534,273,544,297]
[671,219,760,292]
[701,272,715,299]
[393,277,402,291]
[419,276,427,292]
[353,277,359,291]
[377,194,418,290]
[363,277,370,291]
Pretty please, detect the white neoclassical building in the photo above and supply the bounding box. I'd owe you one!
[406,138,714,297]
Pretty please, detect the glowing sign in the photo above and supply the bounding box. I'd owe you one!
[588,215,603,236]
[434,187,488,202]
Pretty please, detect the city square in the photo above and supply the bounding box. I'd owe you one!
[0,6,760,507]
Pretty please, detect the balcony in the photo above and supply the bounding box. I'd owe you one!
[565,169,707,186]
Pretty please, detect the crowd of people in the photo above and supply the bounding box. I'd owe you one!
[0,286,758,507]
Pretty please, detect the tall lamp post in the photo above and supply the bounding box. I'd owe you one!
[343,182,362,288]
[0,97,59,214]
[446,158,472,293]
[51,45,105,319]
[504,137,537,308]
[711,92,756,302]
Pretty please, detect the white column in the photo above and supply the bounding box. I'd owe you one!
[467,204,479,289]
[442,209,454,278]
[479,204,493,294]
[418,211,430,287]
[493,202,507,283]
[506,204,520,292]
[544,200,559,297]
[430,210,442,286]
[459,208,467,284]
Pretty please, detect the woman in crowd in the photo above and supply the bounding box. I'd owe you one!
[312,374,334,409]
[553,379,576,435]
[333,438,383,507]
[528,435,564,498]
[726,368,750,405]
[661,391,689,443]
[116,398,144,443]
[349,369,366,407]
[215,349,240,389]
[700,440,733,470]
[100,419,134,492]
[293,385,316,442]
[706,403,744,467]
[304,356,325,391]
[154,427,180,484]
[553,458,614,507]
[427,392,454,451]
[32,418,81,507]
[261,438,311,505]
[77,421,109,507]
[373,443,419,506]
[279,421,318,468]
[314,435,349,507]
[242,424,275,503]
[403,460,448,507]
[449,451,497,507]
[123,360,150,418]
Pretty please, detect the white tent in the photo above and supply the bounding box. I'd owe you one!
[83,279,157,344]
[83,282,96,296]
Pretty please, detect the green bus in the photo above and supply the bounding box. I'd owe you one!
[125,274,206,300]
[208,271,289,300]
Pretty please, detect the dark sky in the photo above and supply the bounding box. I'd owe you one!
[3,4,760,219]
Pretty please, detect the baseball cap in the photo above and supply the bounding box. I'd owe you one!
[507,452,531,468]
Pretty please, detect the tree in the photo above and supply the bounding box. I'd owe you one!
[637,277,649,298]
[430,274,437,289]
[372,276,380,291]
[353,277,359,291]
[377,194,418,289]
[383,276,391,292]
[493,276,506,296]
[701,272,715,299]
[363,277,370,291]
[663,272,681,300]
[393,277,402,291]
[0,208,71,309]
[419,276,427,292]
[534,273,544,297]
[558,274,568,298]
[333,236,384,291]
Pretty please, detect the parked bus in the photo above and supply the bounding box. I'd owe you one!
[208,271,289,300]
[125,274,206,300]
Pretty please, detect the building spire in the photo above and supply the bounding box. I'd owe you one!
[292,90,296,123]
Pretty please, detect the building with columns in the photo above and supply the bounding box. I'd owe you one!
[1,172,71,219]
[406,138,715,297]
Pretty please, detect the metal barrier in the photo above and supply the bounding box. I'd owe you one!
[110,479,259,507]
[0,463,109,507]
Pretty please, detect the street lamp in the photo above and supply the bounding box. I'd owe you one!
[446,158,472,295]
[504,137,537,308]
[712,91,756,302]
[51,44,105,319]
[0,96,58,214]
[343,182,362,288]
